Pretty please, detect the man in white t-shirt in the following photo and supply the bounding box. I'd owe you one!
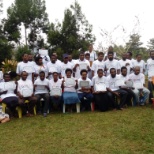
[73,52,91,79]
[126,52,136,70]
[91,52,105,77]
[133,54,145,73]
[91,69,109,111]
[128,66,150,106]
[17,71,37,116]
[60,54,73,77]
[34,71,50,117]
[85,44,97,62]
[119,53,132,75]
[77,69,93,111]
[16,53,35,82]
[104,51,120,76]
[106,68,128,110]
[147,50,154,102]
[47,54,61,79]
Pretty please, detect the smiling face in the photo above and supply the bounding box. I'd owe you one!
[4,74,11,82]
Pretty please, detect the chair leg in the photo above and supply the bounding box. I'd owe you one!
[16,106,22,118]
[91,102,95,111]
[76,103,80,113]
[63,104,65,113]
[34,106,36,115]
[2,103,6,113]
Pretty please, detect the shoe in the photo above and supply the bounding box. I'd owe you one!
[43,113,47,117]
[140,103,145,106]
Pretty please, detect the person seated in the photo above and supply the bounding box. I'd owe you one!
[17,71,37,117]
[106,68,128,110]
[0,105,10,123]
[92,69,109,112]
[49,72,63,111]
[128,66,150,106]
[34,71,50,117]
[0,73,18,117]
[62,69,80,112]
[120,67,136,106]
[77,69,93,111]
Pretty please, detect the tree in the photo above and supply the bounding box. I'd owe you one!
[147,38,154,49]
[48,1,95,54]
[4,0,49,47]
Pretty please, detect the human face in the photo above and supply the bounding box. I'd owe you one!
[97,70,103,78]
[98,54,103,61]
[81,72,87,80]
[4,75,11,82]
[89,45,93,52]
[108,54,113,61]
[21,72,28,80]
[68,55,72,62]
[38,58,43,65]
[110,69,116,78]
[150,51,154,60]
[40,73,45,81]
[66,71,72,78]
[136,55,142,62]
[126,53,131,60]
[79,54,84,61]
[122,53,127,60]
[22,54,28,62]
[121,69,127,76]
[53,73,58,80]
[63,57,68,63]
[28,55,33,61]
[134,67,140,75]
[85,55,90,60]
[51,56,56,63]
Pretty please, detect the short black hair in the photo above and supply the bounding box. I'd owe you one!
[65,68,72,74]
[35,56,42,63]
[21,71,28,75]
[97,69,103,73]
[127,51,133,56]
[121,66,127,72]
[80,69,88,75]
[39,71,45,75]
[3,73,10,78]
[98,52,104,56]
[108,51,114,55]
[53,72,58,75]
[110,68,116,73]
[9,71,17,79]
[136,54,142,57]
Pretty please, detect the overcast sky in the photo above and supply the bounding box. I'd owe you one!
[1,0,154,48]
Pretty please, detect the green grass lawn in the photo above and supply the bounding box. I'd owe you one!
[0,106,154,154]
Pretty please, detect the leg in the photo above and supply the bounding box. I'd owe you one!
[142,87,150,105]
[107,92,117,109]
[35,94,41,113]
[28,96,37,114]
[132,88,140,106]
[42,93,50,114]
[148,81,153,103]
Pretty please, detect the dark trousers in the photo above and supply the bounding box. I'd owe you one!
[148,81,153,103]
[94,92,109,112]
[107,89,128,109]
[3,97,18,114]
[35,93,50,113]
[78,92,93,110]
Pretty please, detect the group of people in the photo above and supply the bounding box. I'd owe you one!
[0,44,154,121]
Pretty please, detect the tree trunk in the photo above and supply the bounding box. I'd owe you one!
[24,24,27,46]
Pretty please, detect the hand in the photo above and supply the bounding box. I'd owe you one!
[87,66,90,70]
[75,64,79,68]
[3,90,8,94]
[125,63,130,66]
[45,85,49,89]
[114,92,120,97]
[34,85,37,88]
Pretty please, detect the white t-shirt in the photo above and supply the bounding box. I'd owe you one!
[46,61,61,79]
[91,60,105,77]
[106,75,121,91]
[16,61,35,81]
[104,59,120,76]
[74,59,90,79]
[133,60,145,73]
[147,58,154,81]
[85,51,97,62]
[119,74,129,82]
[77,77,92,93]
[17,79,34,96]
[118,59,132,75]
[49,79,62,90]
[128,73,145,84]
[60,62,73,77]
[41,55,51,66]
[0,71,3,82]
[34,78,49,94]
[34,64,48,78]
[0,81,17,100]
[63,77,76,92]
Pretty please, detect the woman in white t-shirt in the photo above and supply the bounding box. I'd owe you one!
[0,73,18,117]
[62,69,80,112]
